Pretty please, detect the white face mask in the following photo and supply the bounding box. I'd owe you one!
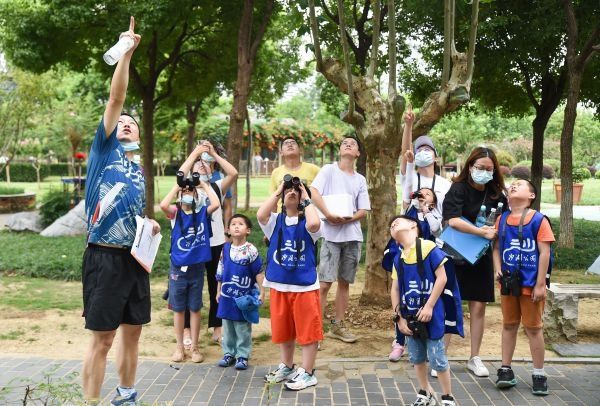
[119,141,140,152]
[199,174,210,182]
[181,195,194,205]
[471,167,494,185]
[414,150,434,167]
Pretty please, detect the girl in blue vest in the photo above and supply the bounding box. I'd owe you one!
[493,178,554,396]
[257,179,323,391]
[390,215,457,406]
[215,213,264,370]
[159,179,219,363]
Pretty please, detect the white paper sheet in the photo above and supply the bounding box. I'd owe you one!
[317,193,354,219]
[131,216,162,273]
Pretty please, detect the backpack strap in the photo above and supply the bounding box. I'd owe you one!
[210,182,222,206]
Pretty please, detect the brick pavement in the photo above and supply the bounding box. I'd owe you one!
[1,357,599,405]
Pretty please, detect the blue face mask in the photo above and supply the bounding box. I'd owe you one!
[199,174,210,182]
[414,150,434,167]
[471,167,494,185]
[120,141,140,152]
[181,195,194,205]
[201,152,215,162]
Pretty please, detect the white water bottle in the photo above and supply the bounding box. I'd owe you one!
[103,36,134,65]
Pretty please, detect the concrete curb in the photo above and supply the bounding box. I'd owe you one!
[317,356,600,364]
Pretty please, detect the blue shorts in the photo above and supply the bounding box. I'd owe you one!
[168,263,205,312]
[406,336,449,372]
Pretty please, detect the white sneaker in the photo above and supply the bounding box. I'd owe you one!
[467,356,489,377]
[431,369,438,378]
[264,363,296,383]
[284,368,318,391]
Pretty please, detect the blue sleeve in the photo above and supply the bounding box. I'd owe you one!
[91,118,119,156]
[427,246,448,273]
[224,188,233,199]
[251,255,263,276]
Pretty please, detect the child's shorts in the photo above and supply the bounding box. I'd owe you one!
[406,336,449,372]
[501,293,545,329]
[269,289,323,345]
[168,263,205,312]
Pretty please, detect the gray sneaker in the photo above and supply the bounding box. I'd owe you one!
[264,363,296,383]
[326,320,358,343]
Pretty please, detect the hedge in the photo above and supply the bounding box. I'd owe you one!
[0,163,50,182]
[48,163,87,177]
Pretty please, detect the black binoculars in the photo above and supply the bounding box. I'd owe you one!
[283,174,301,191]
[410,191,424,200]
[406,314,429,341]
[176,171,200,190]
[500,269,522,297]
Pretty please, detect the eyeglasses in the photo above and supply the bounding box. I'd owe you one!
[282,140,297,146]
[342,140,358,147]
[473,164,494,172]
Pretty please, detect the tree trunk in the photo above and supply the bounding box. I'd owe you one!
[530,112,551,211]
[245,112,252,210]
[186,101,201,156]
[558,73,582,248]
[142,96,156,218]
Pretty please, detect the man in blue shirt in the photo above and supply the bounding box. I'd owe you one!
[82,17,160,406]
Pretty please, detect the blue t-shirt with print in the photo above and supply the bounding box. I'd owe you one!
[85,119,145,246]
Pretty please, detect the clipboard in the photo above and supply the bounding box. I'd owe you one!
[439,217,490,265]
[131,216,162,273]
[316,193,354,219]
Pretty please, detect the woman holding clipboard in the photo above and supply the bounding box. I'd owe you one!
[442,147,507,378]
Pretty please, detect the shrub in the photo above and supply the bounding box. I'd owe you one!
[542,164,555,179]
[511,165,531,179]
[572,167,591,183]
[499,165,511,177]
[495,150,516,168]
[48,163,88,177]
[0,163,49,182]
[0,185,25,195]
[39,190,71,227]
[516,160,532,169]
[595,171,600,179]
[545,159,561,176]
[587,166,596,177]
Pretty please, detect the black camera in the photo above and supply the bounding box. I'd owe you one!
[176,170,201,190]
[405,314,429,340]
[283,174,301,192]
[500,270,522,297]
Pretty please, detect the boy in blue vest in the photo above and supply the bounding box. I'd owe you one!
[257,178,323,391]
[493,178,554,396]
[390,215,457,406]
[159,178,220,363]
[215,213,264,370]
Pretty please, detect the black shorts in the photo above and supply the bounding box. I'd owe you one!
[82,244,151,331]
[455,250,495,303]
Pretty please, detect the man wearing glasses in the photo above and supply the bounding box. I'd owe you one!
[269,136,321,196]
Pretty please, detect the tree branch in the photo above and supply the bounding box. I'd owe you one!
[249,0,275,61]
[309,0,324,71]
[465,0,479,85]
[156,22,188,76]
[577,23,600,71]
[562,0,578,67]
[320,0,339,24]
[442,0,452,87]
[359,0,371,24]
[367,0,382,79]
[337,0,356,119]
[515,58,540,110]
[387,0,397,99]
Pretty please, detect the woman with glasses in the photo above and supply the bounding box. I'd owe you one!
[442,147,507,378]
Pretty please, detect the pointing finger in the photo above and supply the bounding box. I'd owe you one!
[129,16,135,32]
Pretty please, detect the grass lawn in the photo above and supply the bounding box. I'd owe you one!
[540,178,600,205]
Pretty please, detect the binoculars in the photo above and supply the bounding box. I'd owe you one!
[500,269,522,297]
[283,174,301,191]
[406,314,429,341]
[176,171,200,190]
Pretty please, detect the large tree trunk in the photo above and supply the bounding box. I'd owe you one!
[142,96,156,218]
[558,73,582,248]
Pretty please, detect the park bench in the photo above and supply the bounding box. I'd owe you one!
[544,283,600,342]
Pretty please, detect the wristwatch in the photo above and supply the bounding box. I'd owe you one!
[302,198,312,207]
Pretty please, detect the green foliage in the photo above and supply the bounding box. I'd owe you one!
[595,171,600,179]
[545,159,561,175]
[0,163,49,182]
[510,166,531,179]
[0,276,81,311]
[551,218,600,271]
[0,366,83,404]
[516,160,532,169]
[48,163,87,176]
[573,168,591,183]
[39,190,70,227]
[495,150,516,168]
[0,185,24,194]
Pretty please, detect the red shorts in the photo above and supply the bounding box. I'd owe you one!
[269,289,323,345]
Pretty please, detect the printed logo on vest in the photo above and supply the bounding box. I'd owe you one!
[176,224,206,252]
[221,275,253,299]
[502,238,537,268]
[272,239,307,266]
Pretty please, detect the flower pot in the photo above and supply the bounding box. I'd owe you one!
[554,183,584,204]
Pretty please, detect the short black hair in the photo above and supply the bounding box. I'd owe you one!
[228,213,253,230]
[341,135,363,154]
[120,112,140,130]
[280,136,298,146]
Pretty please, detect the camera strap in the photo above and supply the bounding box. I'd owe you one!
[500,208,529,273]
[417,173,436,194]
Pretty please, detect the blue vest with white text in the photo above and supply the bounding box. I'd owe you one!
[266,214,317,286]
[498,211,551,288]
[170,206,212,267]
[405,205,433,241]
[217,242,262,322]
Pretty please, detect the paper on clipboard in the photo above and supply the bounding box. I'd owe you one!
[131,216,162,273]
[317,193,354,219]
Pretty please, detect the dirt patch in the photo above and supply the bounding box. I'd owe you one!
[1,281,599,365]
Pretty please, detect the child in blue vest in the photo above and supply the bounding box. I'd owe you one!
[493,178,554,396]
[257,179,323,391]
[215,213,264,370]
[159,179,219,363]
[390,215,457,406]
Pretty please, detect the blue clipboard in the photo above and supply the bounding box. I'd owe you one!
[439,217,490,265]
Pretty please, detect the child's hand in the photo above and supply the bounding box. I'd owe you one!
[417,304,433,323]
[405,150,414,163]
[495,268,502,281]
[404,104,415,126]
[274,181,285,197]
[398,318,412,336]
[532,284,546,302]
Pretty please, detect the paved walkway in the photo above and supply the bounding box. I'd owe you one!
[1,357,599,405]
